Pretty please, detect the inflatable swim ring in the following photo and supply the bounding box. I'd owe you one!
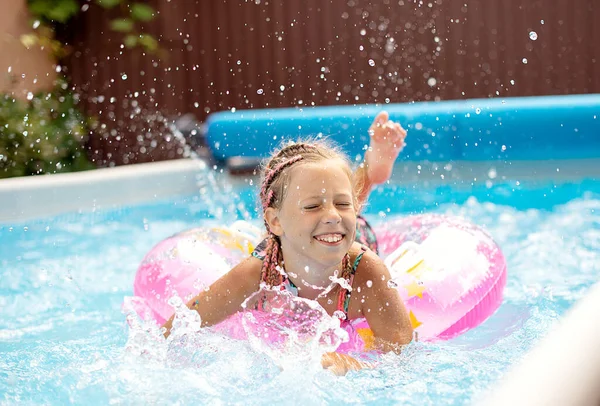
[126,215,506,350]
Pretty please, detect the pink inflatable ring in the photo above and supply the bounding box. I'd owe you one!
[126,215,507,349]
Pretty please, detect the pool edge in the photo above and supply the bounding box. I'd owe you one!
[0,159,207,224]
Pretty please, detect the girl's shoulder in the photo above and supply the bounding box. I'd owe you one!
[349,241,388,281]
[222,254,264,296]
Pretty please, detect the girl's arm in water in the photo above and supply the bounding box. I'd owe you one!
[322,248,413,375]
[353,249,414,351]
[162,255,262,338]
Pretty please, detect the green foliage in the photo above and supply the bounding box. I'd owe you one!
[0,81,95,178]
[124,33,159,53]
[130,3,155,22]
[96,0,121,8]
[110,18,135,33]
[26,0,159,55]
[28,0,79,24]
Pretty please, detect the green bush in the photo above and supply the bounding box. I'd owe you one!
[0,81,95,179]
[26,0,159,55]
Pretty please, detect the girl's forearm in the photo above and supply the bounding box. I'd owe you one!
[355,163,374,211]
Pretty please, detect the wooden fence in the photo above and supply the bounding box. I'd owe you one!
[63,0,600,165]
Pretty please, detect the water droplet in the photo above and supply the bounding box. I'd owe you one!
[529,31,538,41]
[540,19,545,25]
[121,74,128,80]
[522,58,528,64]
[360,29,366,36]
[26,92,33,101]
[32,20,40,29]
[427,77,437,87]
[368,59,375,67]
[385,37,396,53]
[501,145,507,152]
[304,265,310,273]
[366,280,373,288]
[510,79,515,86]
[194,102,199,108]
[279,85,285,91]
[475,107,481,114]
[167,295,183,308]
[321,188,326,193]
[488,167,497,179]
[257,88,264,95]
[327,298,334,305]
[333,310,347,320]
[55,65,62,73]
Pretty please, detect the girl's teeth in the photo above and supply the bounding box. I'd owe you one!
[317,234,342,243]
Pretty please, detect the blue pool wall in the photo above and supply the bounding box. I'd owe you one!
[204,94,600,162]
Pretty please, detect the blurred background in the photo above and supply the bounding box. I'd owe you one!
[1,0,598,176]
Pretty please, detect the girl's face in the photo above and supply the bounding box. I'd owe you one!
[266,159,357,275]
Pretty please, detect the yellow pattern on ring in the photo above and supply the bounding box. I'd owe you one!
[409,310,422,329]
[356,328,376,351]
[212,227,255,254]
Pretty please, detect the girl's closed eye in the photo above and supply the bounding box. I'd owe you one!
[303,204,320,210]
[336,202,353,208]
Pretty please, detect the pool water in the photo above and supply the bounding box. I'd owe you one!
[1,167,599,405]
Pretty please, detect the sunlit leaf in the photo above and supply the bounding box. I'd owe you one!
[28,0,79,23]
[130,3,155,22]
[20,34,38,49]
[95,0,122,8]
[138,34,158,52]
[123,34,138,48]
[110,18,134,33]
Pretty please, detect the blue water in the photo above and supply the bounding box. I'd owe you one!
[1,169,599,405]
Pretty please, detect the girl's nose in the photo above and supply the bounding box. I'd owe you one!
[322,205,342,224]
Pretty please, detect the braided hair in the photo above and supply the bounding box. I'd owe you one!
[258,139,360,289]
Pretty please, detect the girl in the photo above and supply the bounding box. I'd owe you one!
[163,112,413,375]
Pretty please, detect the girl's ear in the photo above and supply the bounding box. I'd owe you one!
[264,207,284,236]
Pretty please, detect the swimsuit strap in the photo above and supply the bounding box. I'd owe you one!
[251,238,268,261]
[336,245,367,320]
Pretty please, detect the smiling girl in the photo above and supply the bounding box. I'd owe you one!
[163,112,413,374]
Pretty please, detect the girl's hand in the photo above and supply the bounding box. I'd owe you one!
[321,352,373,376]
[364,111,408,185]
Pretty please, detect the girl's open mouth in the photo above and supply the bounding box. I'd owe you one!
[314,233,345,245]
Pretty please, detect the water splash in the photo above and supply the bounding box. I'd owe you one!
[240,287,349,369]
